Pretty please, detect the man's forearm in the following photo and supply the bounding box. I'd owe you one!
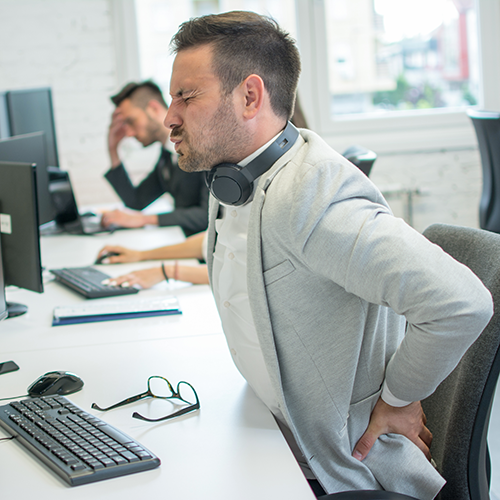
[109,148,121,168]
[141,214,159,226]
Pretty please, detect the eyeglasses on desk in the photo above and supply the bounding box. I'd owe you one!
[91,375,200,422]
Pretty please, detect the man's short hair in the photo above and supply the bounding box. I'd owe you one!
[170,11,301,121]
[110,80,168,109]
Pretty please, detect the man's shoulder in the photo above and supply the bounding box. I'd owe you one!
[260,128,387,222]
[276,129,358,187]
[272,128,350,183]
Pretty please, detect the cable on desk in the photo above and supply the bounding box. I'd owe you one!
[0,394,28,401]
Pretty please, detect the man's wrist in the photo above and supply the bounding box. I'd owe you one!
[109,159,121,169]
[381,380,412,407]
[142,214,159,226]
[108,148,121,168]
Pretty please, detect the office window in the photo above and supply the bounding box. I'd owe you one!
[324,0,479,116]
[135,0,296,96]
[125,0,498,153]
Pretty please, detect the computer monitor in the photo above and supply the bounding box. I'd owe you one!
[6,87,59,167]
[0,132,55,225]
[0,240,8,322]
[0,161,43,318]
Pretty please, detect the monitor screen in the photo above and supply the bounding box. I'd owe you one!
[0,132,55,225]
[6,87,59,167]
[0,161,43,295]
[48,168,80,225]
[0,237,7,322]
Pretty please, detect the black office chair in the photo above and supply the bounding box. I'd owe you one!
[467,109,500,233]
[319,224,500,500]
[342,145,377,177]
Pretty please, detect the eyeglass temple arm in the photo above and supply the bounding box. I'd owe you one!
[132,400,200,422]
[91,390,151,412]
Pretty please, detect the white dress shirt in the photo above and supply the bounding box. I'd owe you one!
[211,134,283,418]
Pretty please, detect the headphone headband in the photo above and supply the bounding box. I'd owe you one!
[206,121,299,206]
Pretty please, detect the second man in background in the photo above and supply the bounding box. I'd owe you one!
[101,81,209,236]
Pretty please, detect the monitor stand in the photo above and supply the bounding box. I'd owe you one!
[7,302,28,318]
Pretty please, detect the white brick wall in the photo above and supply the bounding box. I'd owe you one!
[0,0,131,206]
[369,148,482,233]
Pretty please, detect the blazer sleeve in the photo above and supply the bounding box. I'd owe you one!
[157,179,209,236]
[287,161,494,404]
[104,150,209,236]
[104,159,166,210]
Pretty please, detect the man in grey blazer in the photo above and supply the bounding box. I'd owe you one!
[164,11,493,499]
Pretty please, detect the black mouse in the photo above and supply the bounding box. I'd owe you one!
[28,371,84,397]
[94,251,120,265]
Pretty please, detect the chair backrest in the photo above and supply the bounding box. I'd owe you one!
[466,109,500,232]
[342,145,377,177]
[422,223,500,500]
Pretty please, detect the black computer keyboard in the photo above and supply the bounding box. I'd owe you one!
[50,267,139,299]
[0,395,160,486]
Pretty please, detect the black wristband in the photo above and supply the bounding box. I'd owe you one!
[161,263,169,283]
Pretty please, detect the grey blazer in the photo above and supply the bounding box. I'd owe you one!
[206,130,493,499]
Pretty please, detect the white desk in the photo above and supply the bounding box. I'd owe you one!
[0,228,315,500]
[3,227,222,353]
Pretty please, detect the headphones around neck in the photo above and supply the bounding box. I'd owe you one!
[205,121,300,206]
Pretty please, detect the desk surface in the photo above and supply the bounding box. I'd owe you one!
[3,226,222,354]
[0,227,315,499]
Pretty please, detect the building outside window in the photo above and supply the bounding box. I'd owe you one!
[324,0,478,117]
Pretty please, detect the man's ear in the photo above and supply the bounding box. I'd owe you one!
[238,74,265,120]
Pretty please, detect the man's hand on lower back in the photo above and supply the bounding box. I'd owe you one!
[352,397,432,461]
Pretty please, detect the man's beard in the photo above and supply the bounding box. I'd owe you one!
[173,97,249,173]
[139,116,165,147]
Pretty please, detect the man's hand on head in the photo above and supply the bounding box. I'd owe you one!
[352,397,432,462]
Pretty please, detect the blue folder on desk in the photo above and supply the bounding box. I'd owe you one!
[52,297,181,326]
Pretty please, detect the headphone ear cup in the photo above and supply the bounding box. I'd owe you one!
[209,163,253,206]
[206,122,299,207]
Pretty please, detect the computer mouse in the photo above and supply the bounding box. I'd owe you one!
[94,251,120,265]
[27,371,84,397]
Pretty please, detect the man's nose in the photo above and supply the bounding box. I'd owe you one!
[164,103,181,131]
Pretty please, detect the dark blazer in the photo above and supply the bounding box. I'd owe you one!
[104,147,209,236]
